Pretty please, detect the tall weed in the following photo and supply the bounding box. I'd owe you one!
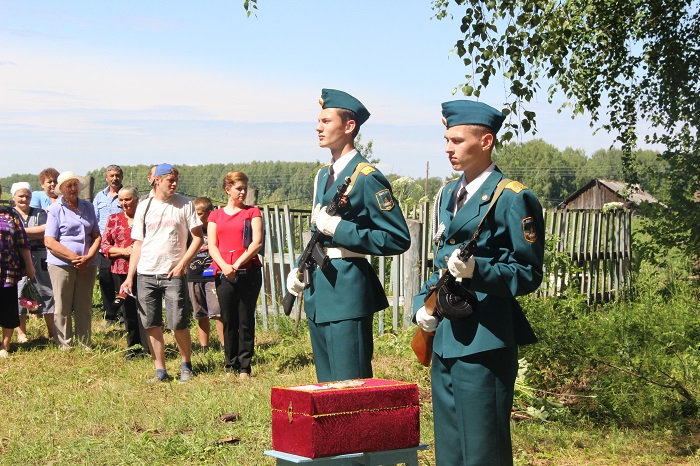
[521,260,700,430]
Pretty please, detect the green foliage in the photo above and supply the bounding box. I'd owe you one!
[243,0,257,17]
[520,260,700,429]
[85,161,320,208]
[494,139,586,205]
[632,213,694,273]
[433,0,700,264]
[354,134,379,165]
[494,140,665,206]
[514,358,568,422]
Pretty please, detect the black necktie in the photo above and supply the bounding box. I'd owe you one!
[456,187,467,211]
[324,164,334,193]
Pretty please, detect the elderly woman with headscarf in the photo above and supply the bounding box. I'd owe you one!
[12,182,56,342]
[44,171,101,350]
[0,184,35,358]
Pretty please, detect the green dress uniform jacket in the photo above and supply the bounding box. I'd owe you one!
[301,151,409,382]
[303,152,411,324]
[413,168,544,356]
[413,167,544,466]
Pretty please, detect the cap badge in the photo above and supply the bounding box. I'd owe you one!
[318,97,324,107]
[442,117,448,127]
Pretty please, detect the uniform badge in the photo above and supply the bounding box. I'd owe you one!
[319,97,324,107]
[442,117,448,127]
[522,216,537,243]
[375,189,395,211]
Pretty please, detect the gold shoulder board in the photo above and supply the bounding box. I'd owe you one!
[505,180,527,193]
[360,165,376,176]
[444,177,459,186]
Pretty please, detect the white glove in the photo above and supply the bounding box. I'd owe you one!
[447,249,476,279]
[286,268,304,296]
[315,206,341,237]
[310,203,322,225]
[416,306,439,332]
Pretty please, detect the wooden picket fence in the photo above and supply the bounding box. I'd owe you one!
[253,204,633,332]
[540,209,633,303]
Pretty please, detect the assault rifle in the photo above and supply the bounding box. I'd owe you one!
[282,176,352,316]
[411,239,477,367]
[423,238,477,319]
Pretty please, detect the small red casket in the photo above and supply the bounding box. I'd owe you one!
[271,379,420,458]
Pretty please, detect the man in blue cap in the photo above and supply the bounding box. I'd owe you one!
[413,100,545,465]
[286,89,410,382]
[120,163,203,383]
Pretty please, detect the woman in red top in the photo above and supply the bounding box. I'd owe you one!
[101,186,149,359]
[208,171,263,379]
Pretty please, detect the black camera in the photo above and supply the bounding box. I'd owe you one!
[113,293,128,307]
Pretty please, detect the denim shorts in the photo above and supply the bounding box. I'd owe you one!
[136,274,190,330]
[187,280,221,319]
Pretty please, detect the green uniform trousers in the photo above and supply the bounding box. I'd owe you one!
[307,315,374,383]
[431,345,518,466]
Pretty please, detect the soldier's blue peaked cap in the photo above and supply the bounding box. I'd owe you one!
[441,100,505,133]
[319,88,370,126]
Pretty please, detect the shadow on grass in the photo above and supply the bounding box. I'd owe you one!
[276,352,314,372]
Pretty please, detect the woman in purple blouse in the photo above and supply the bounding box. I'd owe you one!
[44,171,101,350]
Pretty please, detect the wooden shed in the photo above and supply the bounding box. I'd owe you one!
[558,179,661,210]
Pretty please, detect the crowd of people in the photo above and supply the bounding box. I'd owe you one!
[0,163,263,385]
[1,89,546,464]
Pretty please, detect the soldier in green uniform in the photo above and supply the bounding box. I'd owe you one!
[287,88,411,383]
[413,100,545,465]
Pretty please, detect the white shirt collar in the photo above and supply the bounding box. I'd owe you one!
[459,162,495,202]
[329,149,357,180]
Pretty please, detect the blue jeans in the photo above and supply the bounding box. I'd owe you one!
[136,274,190,330]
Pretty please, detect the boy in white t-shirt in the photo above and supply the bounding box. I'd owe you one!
[120,163,203,384]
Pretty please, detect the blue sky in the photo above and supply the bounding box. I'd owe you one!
[1,0,622,181]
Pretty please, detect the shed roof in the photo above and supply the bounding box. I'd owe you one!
[559,179,661,209]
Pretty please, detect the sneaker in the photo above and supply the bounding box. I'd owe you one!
[17,334,28,343]
[180,368,193,383]
[239,372,250,380]
[146,373,173,384]
[0,349,8,358]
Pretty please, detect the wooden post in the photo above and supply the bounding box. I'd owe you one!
[258,207,269,330]
[245,188,258,206]
[402,219,422,329]
[84,176,95,202]
[378,256,386,336]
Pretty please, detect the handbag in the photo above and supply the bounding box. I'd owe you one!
[188,255,212,275]
[243,218,252,248]
[243,216,266,256]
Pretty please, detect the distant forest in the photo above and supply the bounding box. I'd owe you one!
[0,140,666,209]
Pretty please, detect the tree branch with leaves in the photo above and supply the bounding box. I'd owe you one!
[432,0,700,261]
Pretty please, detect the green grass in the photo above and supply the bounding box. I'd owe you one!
[2,311,699,465]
